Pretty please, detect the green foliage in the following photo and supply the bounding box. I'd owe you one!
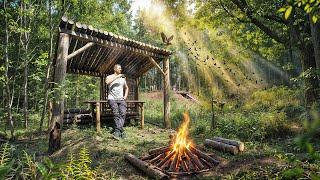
[280,0,320,23]
[0,144,97,179]
[0,143,13,179]
[62,147,96,179]
[213,111,291,141]
[243,86,304,118]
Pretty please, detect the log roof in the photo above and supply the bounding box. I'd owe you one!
[58,17,172,79]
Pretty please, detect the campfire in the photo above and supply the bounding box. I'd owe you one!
[125,112,220,179]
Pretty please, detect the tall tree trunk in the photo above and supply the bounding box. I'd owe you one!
[21,1,29,129]
[4,0,15,138]
[40,0,54,132]
[310,15,320,71]
[299,44,320,115]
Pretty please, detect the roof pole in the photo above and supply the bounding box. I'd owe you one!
[48,33,69,154]
[163,57,171,128]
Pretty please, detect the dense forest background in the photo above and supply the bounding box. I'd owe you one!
[0,0,319,179]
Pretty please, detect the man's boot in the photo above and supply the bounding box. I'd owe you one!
[112,129,121,140]
[121,131,127,139]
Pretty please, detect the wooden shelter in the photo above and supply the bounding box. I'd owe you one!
[49,17,172,153]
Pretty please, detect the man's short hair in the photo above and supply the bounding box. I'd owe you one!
[114,64,121,69]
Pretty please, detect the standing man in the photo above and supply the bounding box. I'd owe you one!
[106,64,129,139]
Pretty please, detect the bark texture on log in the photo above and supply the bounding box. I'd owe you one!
[204,139,239,155]
[212,137,244,152]
[125,153,169,180]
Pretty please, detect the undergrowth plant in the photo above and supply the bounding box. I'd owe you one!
[62,147,96,179]
[0,143,13,179]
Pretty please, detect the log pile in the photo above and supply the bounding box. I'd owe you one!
[63,108,92,124]
[125,145,220,178]
[204,137,245,155]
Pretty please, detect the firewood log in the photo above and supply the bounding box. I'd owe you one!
[125,153,169,180]
[204,139,239,155]
[212,137,244,151]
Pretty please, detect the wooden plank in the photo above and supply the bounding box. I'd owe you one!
[88,45,103,71]
[77,27,95,70]
[92,47,114,72]
[98,45,124,73]
[59,29,169,57]
[91,47,111,72]
[67,69,107,77]
[81,44,99,70]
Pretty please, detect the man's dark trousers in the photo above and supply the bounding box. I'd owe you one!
[108,100,127,133]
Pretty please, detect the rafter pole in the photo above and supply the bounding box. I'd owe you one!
[67,42,94,60]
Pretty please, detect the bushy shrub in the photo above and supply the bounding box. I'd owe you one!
[243,87,303,118]
[213,111,292,141]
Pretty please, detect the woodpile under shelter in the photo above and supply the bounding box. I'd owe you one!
[49,17,172,153]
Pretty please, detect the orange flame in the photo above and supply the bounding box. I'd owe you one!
[172,112,192,152]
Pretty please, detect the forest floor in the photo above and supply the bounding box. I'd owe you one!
[12,123,307,179]
[5,91,319,179]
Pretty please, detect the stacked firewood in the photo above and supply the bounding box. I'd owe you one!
[125,145,220,179]
[204,137,245,155]
[63,108,92,124]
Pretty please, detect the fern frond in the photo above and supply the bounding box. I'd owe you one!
[0,143,11,165]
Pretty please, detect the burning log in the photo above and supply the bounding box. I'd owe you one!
[169,149,180,172]
[183,152,195,171]
[126,113,221,178]
[156,150,176,168]
[149,146,170,155]
[140,154,156,161]
[204,139,239,155]
[189,146,220,165]
[199,158,213,168]
[149,153,165,164]
[185,147,205,170]
[212,137,245,152]
[125,153,169,180]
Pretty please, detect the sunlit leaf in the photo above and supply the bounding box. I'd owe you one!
[285,6,293,20]
[278,7,287,13]
[312,15,318,23]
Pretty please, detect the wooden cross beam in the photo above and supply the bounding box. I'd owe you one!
[147,56,165,76]
[67,42,94,60]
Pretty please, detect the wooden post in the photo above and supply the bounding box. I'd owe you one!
[48,33,69,154]
[100,77,105,113]
[163,57,170,128]
[211,97,215,130]
[140,103,144,129]
[96,102,101,133]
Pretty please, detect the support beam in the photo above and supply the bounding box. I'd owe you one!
[48,33,69,154]
[147,57,165,76]
[67,42,94,60]
[96,102,101,133]
[163,57,170,128]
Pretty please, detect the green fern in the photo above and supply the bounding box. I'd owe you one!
[0,143,13,179]
[0,143,10,165]
[62,147,96,179]
[19,151,38,180]
[78,147,95,179]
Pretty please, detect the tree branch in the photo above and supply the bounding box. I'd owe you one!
[230,0,288,45]
[218,0,250,23]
